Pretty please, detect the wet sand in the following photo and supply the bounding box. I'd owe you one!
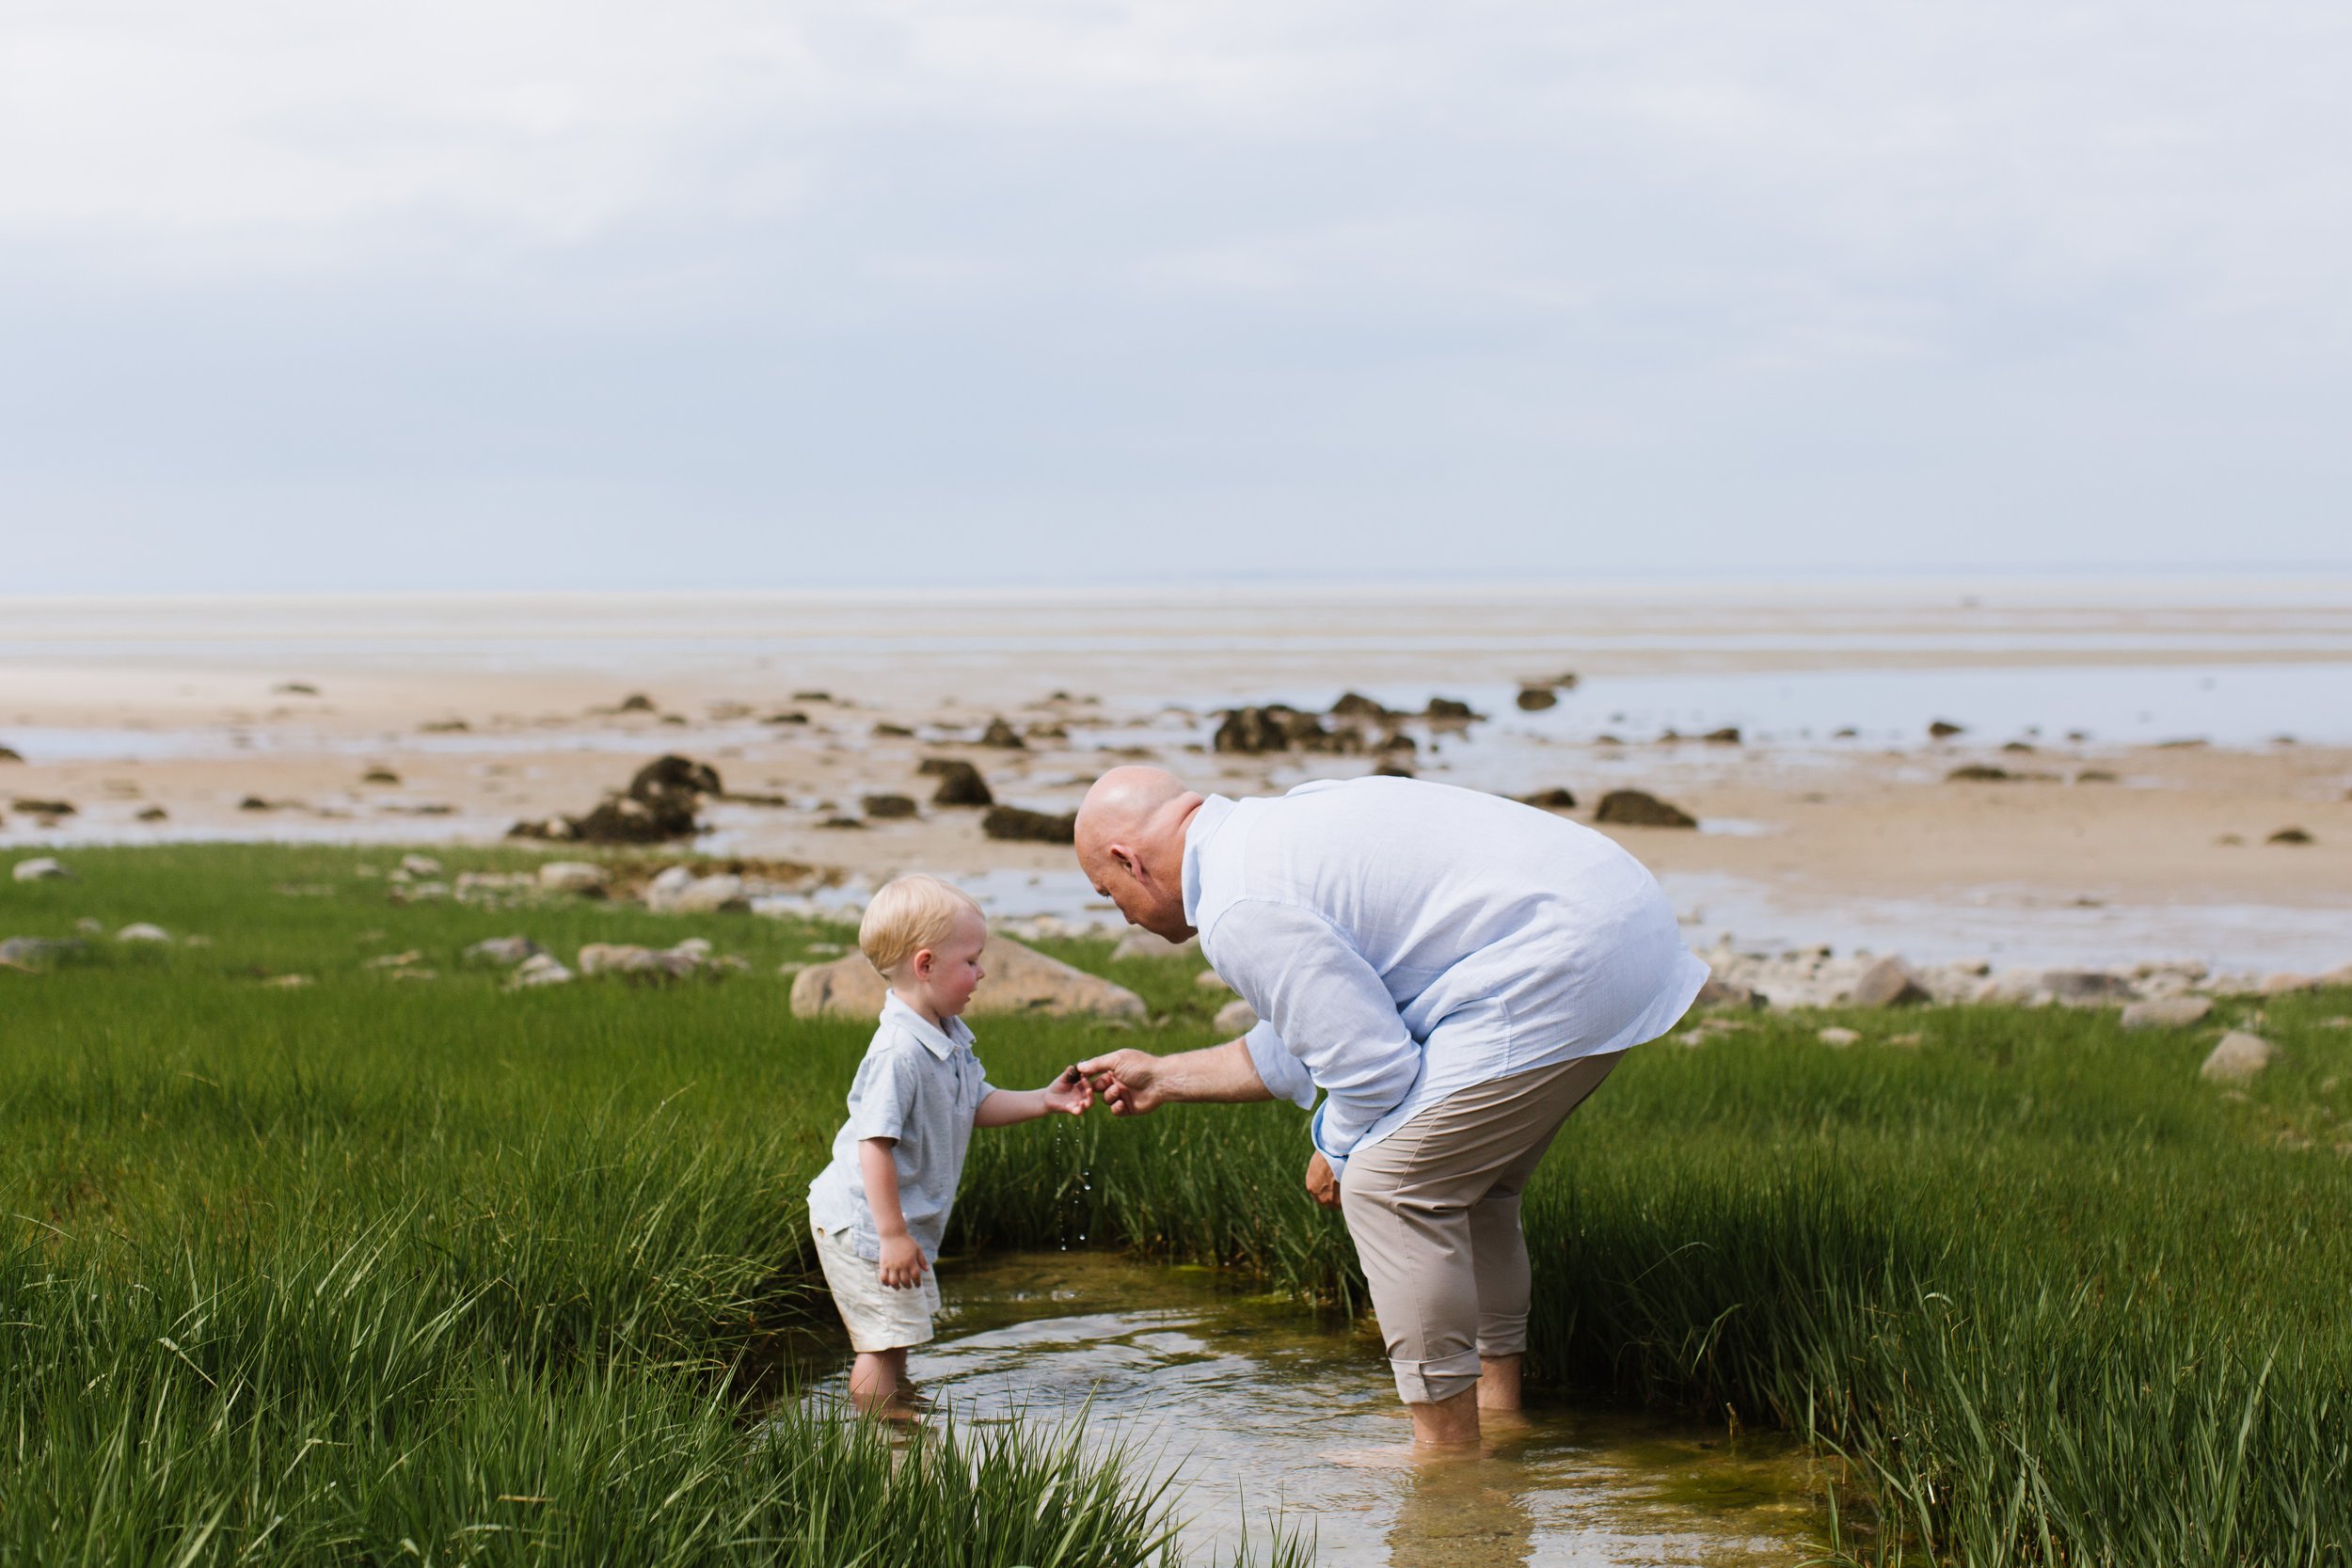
[5,583,2350,971]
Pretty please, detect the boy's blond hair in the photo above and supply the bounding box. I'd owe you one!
[858,874,984,976]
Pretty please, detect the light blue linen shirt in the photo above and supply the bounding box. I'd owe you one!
[1184,777,1709,1180]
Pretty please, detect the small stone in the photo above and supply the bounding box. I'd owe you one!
[1885,1032,1923,1048]
[361,768,401,785]
[76,917,103,935]
[1515,687,1558,712]
[1195,969,1236,992]
[1945,765,2010,783]
[2261,973,2319,997]
[982,805,1076,844]
[871,721,913,737]
[862,793,918,819]
[537,861,609,895]
[617,692,657,712]
[653,873,748,914]
[671,937,714,959]
[508,954,575,988]
[401,853,443,878]
[979,717,1027,749]
[464,936,547,967]
[136,806,168,821]
[1425,697,1479,722]
[11,857,68,881]
[2201,1031,2275,1083]
[1703,727,1741,745]
[1592,789,1698,829]
[1818,1027,1862,1047]
[116,923,171,943]
[1851,957,1931,1007]
[1516,787,1579,811]
[1692,975,1764,1010]
[11,799,75,816]
[2042,970,2137,1006]
[262,974,313,989]
[2121,996,2214,1031]
[922,759,994,807]
[2267,827,2313,846]
[1214,997,1261,1036]
[0,744,20,762]
[1928,720,1965,738]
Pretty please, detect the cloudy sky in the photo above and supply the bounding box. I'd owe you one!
[4,0,2346,593]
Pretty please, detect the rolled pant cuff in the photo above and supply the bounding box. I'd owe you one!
[1390,1348,1483,1405]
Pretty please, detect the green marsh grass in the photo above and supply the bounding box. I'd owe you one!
[8,843,2352,1563]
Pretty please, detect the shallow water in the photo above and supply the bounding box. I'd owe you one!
[809,1252,1823,1567]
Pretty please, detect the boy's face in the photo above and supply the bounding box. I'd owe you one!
[912,909,988,1018]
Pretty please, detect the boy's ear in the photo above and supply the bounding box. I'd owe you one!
[910,945,934,977]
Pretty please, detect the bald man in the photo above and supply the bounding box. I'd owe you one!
[1074,767,1708,1448]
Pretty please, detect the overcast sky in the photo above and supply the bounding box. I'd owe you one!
[4,0,2347,594]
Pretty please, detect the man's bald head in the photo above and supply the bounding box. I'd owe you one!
[1075,766,1203,939]
[1077,766,1190,852]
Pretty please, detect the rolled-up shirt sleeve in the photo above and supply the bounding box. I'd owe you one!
[1241,1018,1315,1109]
[1215,899,1421,1173]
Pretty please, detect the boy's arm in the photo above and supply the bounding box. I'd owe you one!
[973,1067,1092,1129]
[856,1138,927,1289]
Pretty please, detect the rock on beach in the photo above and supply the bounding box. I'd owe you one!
[2200,1031,2275,1083]
[12,857,68,881]
[2121,996,2214,1030]
[790,936,1147,1021]
[538,861,610,895]
[922,759,994,807]
[1214,998,1261,1035]
[1592,789,1698,829]
[1851,957,1931,1007]
[981,805,1077,844]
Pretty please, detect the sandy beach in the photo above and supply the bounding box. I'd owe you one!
[6,580,2350,973]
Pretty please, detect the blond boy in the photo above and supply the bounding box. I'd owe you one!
[804,875,1091,1413]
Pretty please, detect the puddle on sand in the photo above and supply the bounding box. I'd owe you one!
[813,1252,1824,1566]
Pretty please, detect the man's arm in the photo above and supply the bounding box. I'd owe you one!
[1077,1037,1274,1117]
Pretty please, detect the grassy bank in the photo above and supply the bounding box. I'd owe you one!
[7,844,2352,1563]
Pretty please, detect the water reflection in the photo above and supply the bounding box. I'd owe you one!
[807,1251,1822,1566]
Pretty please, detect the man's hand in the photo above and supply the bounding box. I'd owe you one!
[1304,1151,1341,1209]
[1040,1066,1094,1117]
[1079,1049,1167,1117]
[876,1232,928,1290]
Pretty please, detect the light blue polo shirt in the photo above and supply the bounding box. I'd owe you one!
[806,993,996,1264]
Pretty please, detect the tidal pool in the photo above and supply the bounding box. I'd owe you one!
[812,1251,1827,1567]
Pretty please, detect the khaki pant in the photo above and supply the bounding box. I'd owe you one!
[1339,1052,1623,1404]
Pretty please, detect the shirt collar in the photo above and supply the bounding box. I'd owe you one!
[882,990,974,1060]
[1181,794,1237,929]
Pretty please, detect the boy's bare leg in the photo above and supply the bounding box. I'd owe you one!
[1478,1354,1521,1410]
[1407,1387,1482,1448]
[849,1348,908,1415]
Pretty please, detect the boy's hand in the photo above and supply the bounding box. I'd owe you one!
[1040,1065,1093,1117]
[876,1232,927,1290]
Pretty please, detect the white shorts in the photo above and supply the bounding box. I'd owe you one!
[812,1224,939,1354]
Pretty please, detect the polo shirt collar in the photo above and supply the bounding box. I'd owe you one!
[882,991,974,1060]
[1182,794,1237,929]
